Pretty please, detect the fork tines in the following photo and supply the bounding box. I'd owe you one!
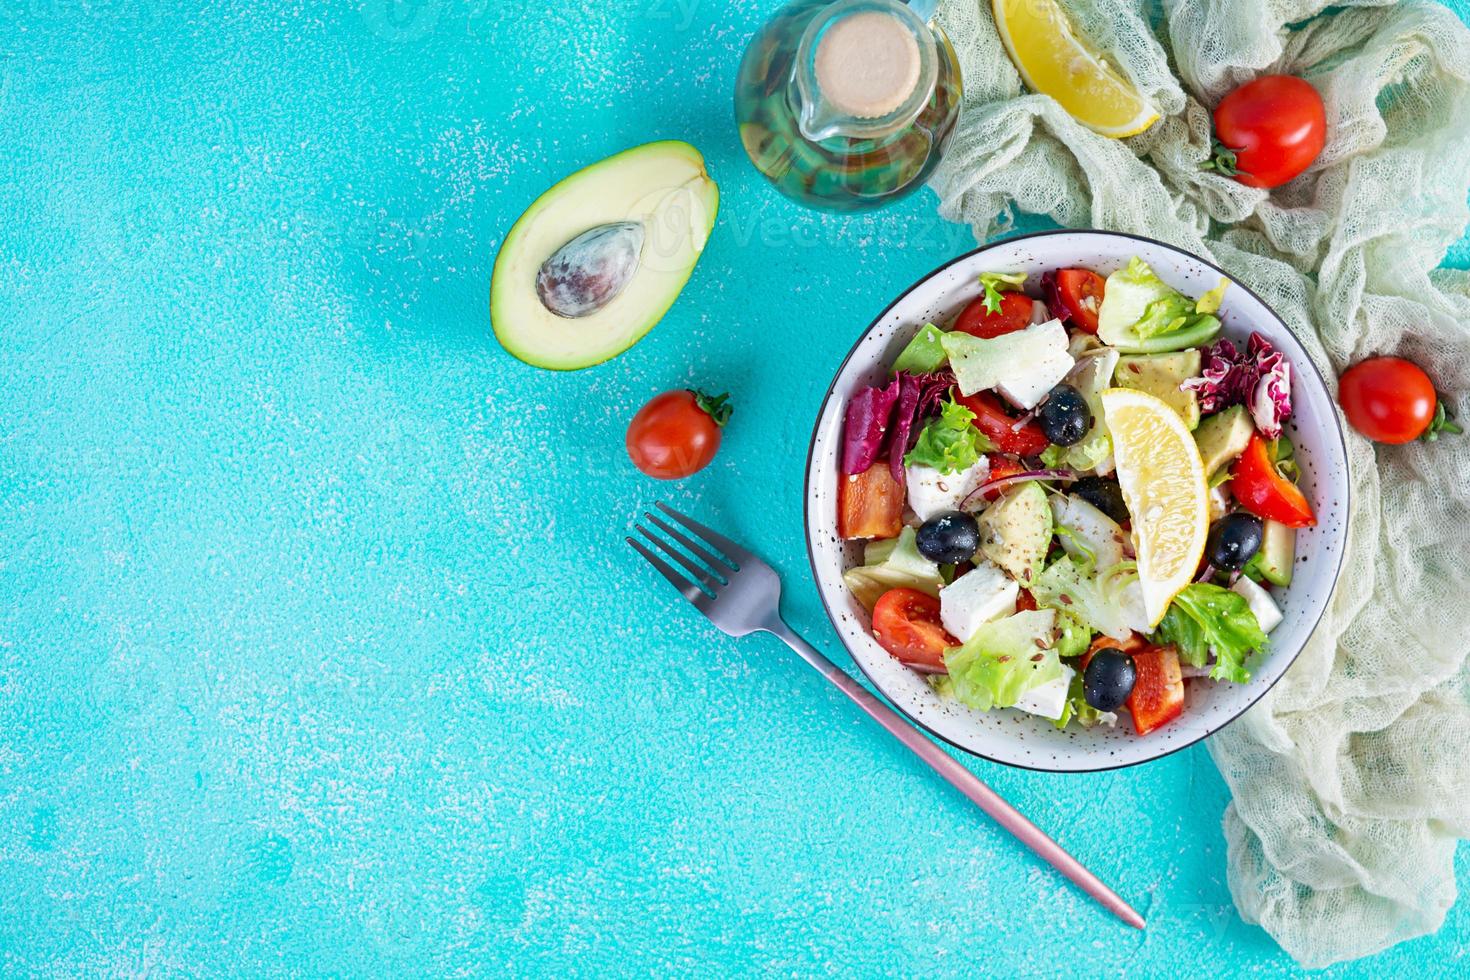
[626,502,743,607]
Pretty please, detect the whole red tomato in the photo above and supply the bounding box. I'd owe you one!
[1207,75,1326,188]
[626,389,732,479]
[1337,357,1456,444]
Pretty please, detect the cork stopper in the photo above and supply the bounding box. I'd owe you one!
[813,10,922,120]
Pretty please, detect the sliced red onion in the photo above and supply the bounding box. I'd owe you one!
[959,469,1079,510]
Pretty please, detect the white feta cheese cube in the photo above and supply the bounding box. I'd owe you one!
[1014,665,1075,721]
[939,559,1019,642]
[905,457,990,522]
[996,323,1075,410]
[1231,576,1283,633]
[945,317,1075,410]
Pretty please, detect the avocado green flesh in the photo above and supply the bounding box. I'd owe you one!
[1256,519,1295,586]
[1114,350,1202,429]
[490,140,720,370]
[1194,405,1254,477]
[892,324,947,374]
[978,482,1052,587]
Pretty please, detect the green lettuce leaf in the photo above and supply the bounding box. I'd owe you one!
[841,527,943,610]
[905,397,983,474]
[978,271,1028,314]
[1133,295,1198,339]
[1098,257,1225,352]
[942,609,1062,711]
[1195,278,1230,315]
[1155,583,1266,683]
[1029,555,1135,641]
[1053,611,1092,659]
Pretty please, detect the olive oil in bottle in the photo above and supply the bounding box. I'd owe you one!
[734,0,962,213]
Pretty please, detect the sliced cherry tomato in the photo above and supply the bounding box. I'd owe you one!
[872,588,957,673]
[1208,75,1326,189]
[626,389,731,479]
[838,459,905,540]
[952,290,1035,339]
[1016,589,1038,613]
[1231,432,1316,527]
[1337,356,1443,444]
[1126,644,1185,735]
[1043,269,1105,334]
[953,390,1050,457]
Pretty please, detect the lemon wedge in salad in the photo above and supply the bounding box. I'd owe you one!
[991,0,1160,138]
[1101,388,1209,627]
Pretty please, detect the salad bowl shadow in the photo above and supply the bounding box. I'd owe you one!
[802,230,1350,772]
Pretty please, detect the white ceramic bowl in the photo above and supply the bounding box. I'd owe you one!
[804,231,1349,772]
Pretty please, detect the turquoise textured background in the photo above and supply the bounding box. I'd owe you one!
[3,1,1469,975]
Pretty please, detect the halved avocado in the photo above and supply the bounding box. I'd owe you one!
[490,141,719,370]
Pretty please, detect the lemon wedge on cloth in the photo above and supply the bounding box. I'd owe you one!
[991,0,1160,138]
[1101,388,1209,626]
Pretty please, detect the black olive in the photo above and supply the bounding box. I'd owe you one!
[915,512,981,564]
[1083,649,1136,712]
[1206,512,1263,571]
[1071,476,1129,524]
[1037,384,1091,447]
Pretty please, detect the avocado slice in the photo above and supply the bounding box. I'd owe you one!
[1194,405,1255,478]
[490,141,719,370]
[892,324,948,374]
[1114,350,1202,429]
[1255,519,1295,587]
[977,482,1052,587]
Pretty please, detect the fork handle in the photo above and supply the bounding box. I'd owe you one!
[763,618,1145,931]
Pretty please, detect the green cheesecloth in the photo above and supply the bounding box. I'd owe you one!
[928,0,1470,967]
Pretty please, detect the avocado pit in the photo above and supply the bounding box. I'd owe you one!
[535,221,645,318]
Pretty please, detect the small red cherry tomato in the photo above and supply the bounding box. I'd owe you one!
[952,291,1035,339]
[626,389,731,479]
[1337,356,1440,444]
[1043,269,1106,334]
[871,588,957,673]
[953,390,1050,457]
[1209,75,1326,189]
[1231,432,1316,527]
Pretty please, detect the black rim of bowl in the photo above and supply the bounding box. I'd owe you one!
[801,228,1351,774]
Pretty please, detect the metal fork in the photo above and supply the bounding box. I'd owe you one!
[628,502,1145,931]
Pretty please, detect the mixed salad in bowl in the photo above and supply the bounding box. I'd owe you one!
[837,259,1316,735]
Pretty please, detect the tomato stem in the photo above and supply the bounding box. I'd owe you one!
[1422,399,1462,442]
[692,390,733,427]
[1201,141,1243,178]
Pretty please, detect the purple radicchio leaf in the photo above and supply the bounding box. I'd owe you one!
[1181,338,1250,413]
[1180,332,1293,437]
[1247,333,1291,439]
[841,377,900,475]
[888,370,957,484]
